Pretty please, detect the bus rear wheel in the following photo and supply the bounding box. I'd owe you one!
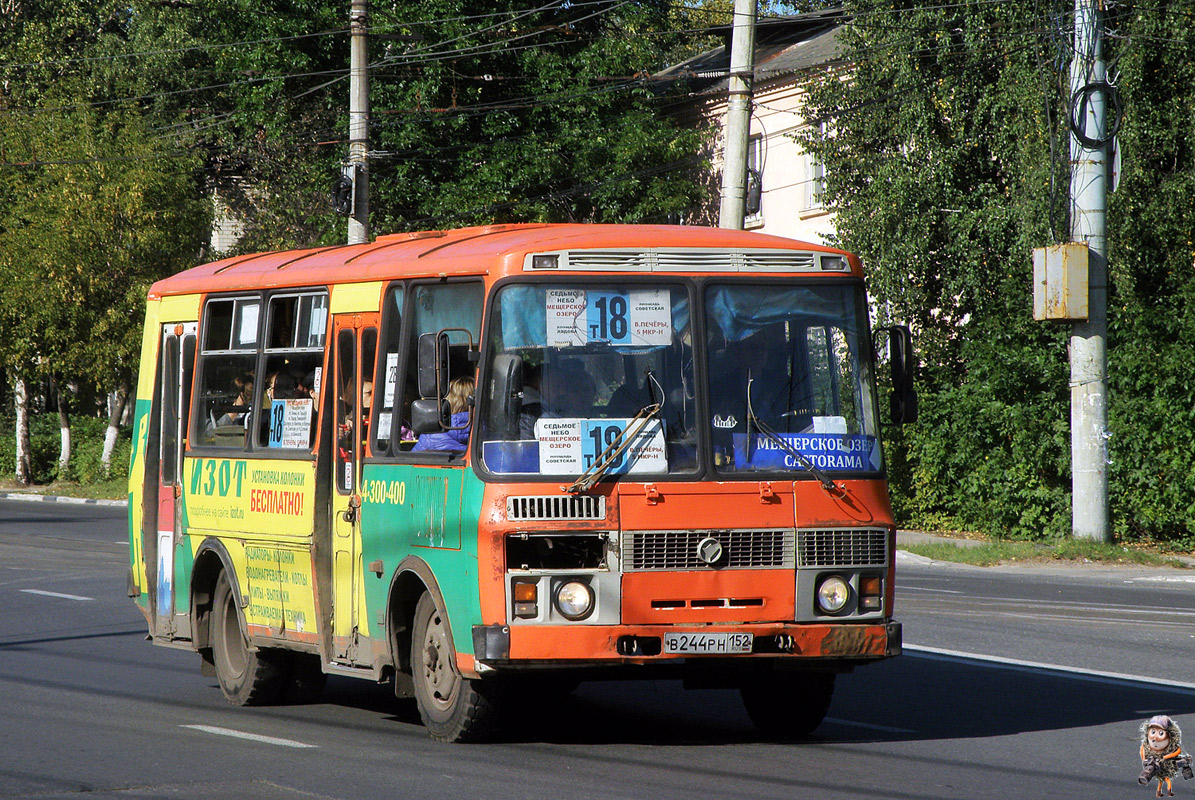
[411,592,501,742]
[211,571,287,706]
[740,670,835,738]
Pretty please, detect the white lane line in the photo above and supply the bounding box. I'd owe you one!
[1131,576,1195,584]
[181,725,317,749]
[824,717,915,734]
[20,589,93,601]
[905,644,1195,693]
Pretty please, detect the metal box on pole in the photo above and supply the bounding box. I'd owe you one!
[1032,243,1089,321]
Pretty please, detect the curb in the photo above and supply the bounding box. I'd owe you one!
[0,491,127,508]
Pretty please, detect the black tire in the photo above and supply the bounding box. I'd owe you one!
[740,670,835,738]
[210,571,287,706]
[411,593,501,742]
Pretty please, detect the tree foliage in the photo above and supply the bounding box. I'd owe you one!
[363,1,708,232]
[803,1,1195,545]
[0,1,721,481]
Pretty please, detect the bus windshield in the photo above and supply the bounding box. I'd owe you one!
[705,282,882,476]
[478,282,698,477]
[478,278,882,480]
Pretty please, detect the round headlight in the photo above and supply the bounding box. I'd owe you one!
[816,576,851,614]
[554,580,595,621]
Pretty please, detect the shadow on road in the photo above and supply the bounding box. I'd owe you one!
[360,650,1195,746]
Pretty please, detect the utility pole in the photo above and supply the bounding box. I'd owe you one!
[718,0,756,230]
[347,0,370,245]
[1069,0,1110,541]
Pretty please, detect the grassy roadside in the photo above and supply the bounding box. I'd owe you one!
[0,478,127,501]
[900,536,1193,569]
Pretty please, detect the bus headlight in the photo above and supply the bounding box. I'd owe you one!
[816,576,851,614]
[554,580,595,621]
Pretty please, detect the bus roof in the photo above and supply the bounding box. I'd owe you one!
[147,223,857,299]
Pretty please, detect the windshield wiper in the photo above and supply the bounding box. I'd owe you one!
[746,377,840,495]
[566,373,663,494]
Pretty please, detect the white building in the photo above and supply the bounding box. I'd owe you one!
[661,11,845,244]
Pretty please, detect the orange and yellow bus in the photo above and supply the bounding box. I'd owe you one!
[128,224,915,742]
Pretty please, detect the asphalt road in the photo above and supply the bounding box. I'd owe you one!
[1,498,1193,799]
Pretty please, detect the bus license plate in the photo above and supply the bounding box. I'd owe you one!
[663,632,753,654]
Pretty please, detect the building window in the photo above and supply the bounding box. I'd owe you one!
[803,123,826,212]
[745,134,763,223]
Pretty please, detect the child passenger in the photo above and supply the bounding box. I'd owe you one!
[411,376,474,452]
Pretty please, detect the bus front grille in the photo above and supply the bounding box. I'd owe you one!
[622,530,796,571]
[506,495,606,521]
[796,528,889,567]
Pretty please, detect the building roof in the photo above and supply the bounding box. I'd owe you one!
[656,9,845,97]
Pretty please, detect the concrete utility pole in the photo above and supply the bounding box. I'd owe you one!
[718,0,756,230]
[1069,0,1110,541]
[347,0,370,245]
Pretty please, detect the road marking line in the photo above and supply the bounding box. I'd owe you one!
[20,589,93,601]
[181,725,317,749]
[1131,576,1195,583]
[824,716,915,734]
[905,644,1195,693]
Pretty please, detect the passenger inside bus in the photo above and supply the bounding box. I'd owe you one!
[216,373,255,427]
[412,376,474,452]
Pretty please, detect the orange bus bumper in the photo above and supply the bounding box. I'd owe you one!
[464,620,901,676]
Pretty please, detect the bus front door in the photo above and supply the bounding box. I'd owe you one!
[330,316,378,663]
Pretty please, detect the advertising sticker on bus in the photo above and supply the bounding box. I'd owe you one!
[733,432,882,472]
[267,398,313,449]
[535,417,666,474]
[546,288,672,347]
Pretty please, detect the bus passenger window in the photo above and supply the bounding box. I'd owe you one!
[255,292,327,450]
[194,297,259,448]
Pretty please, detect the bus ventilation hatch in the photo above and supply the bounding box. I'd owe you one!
[506,495,606,522]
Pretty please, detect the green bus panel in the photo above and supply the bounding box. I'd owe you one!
[359,463,487,657]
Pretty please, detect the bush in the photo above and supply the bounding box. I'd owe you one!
[0,413,130,486]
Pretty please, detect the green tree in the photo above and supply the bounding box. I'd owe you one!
[362,1,708,231]
[0,104,208,479]
[801,1,1076,538]
[1103,0,1195,547]
[803,1,1195,546]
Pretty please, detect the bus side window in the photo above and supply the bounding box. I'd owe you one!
[194,297,259,448]
[401,281,484,455]
[374,285,405,454]
[361,328,377,456]
[255,292,326,451]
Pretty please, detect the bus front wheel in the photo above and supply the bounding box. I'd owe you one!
[210,571,287,706]
[411,592,501,742]
[740,670,835,738]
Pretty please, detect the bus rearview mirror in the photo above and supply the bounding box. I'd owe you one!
[883,325,918,426]
[411,397,450,434]
[417,332,449,400]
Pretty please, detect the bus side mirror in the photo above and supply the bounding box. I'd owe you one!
[486,354,524,440]
[410,397,450,434]
[417,332,449,400]
[884,325,918,425]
